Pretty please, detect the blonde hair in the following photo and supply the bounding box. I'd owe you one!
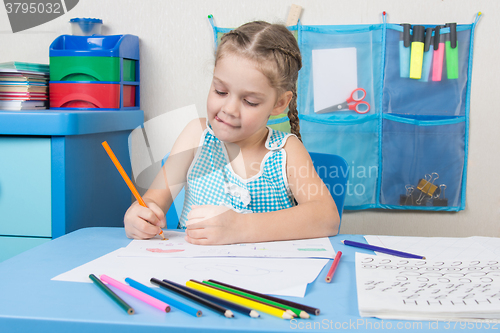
[216,21,302,141]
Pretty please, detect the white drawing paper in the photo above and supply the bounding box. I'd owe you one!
[356,253,500,321]
[119,230,336,259]
[312,47,357,113]
[364,235,500,261]
[52,248,329,297]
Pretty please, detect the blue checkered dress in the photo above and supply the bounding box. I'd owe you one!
[177,123,297,228]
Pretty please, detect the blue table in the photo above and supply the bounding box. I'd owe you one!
[0,228,495,333]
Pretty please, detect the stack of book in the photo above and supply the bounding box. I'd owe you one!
[0,62,50,110]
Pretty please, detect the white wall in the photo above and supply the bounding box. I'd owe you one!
[1,0,498,237]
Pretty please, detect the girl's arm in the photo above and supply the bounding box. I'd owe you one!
[185,136,340,244]
[123,118,205,239]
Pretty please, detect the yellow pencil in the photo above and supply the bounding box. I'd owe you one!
[186,280,293,320]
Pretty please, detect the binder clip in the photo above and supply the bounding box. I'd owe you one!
[415,173,440,205]
[433,184,448,206]
[400,184,416,206]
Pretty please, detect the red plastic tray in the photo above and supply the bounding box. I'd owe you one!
[50,83,120,108]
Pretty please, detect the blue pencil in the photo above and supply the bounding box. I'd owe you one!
[125,278,202,317]
[341,240,426,260]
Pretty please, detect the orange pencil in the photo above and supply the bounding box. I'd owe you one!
[325,251,342,283]
[101,141,166,240]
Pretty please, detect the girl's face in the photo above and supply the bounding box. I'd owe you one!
[207,54,290,145]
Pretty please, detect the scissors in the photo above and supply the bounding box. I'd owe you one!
[318,88,371,114]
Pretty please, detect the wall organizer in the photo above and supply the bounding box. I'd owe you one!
[209,12,481,211]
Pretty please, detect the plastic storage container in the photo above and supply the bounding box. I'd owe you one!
[49,34,140,110]
[70,18,103,36]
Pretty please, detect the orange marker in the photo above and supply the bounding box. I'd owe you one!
[102,141,166,240]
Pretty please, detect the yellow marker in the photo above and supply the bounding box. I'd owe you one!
[186,281,293,320]
[409,25,425,79]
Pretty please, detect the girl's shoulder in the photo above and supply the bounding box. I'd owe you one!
[173,118,207,154]
[281,133,303,153]
[183,117,207,139]
[186,117,207,133]
[281,132,312,168]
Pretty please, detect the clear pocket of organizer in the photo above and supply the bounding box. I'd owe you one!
[383,26,471,116]
[380,115,465,209]
[300,115,379,208]
[298,25,383,116]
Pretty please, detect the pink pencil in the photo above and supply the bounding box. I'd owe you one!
[100,275,170,312]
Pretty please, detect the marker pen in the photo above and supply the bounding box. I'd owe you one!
[399,23,411,78]
[445,23,459,79]
[409,25,425,79]
[432,25,444,81]
[419,27,434,82]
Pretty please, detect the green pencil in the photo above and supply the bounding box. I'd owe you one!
[202,280,309,319]
[89,274,135,315]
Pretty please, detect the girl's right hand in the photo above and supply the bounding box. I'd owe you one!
[124,201,166,239]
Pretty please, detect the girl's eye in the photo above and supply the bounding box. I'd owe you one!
[245,99,259,107]
[215,89,227,96]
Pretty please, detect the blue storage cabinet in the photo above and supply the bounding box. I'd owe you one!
[0,110,143,262]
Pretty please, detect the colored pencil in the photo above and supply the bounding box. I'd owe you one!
[124,278,201,317]
[208,279,320,315]
[101,141,166,240]
[325,251,342,283]
[157,278,259,318]
[202,280,307,318]
[100,275,170,312]
[341,240,426,260]
[150,278,234,318]
[186,280,293,320]
[89,274,135,315]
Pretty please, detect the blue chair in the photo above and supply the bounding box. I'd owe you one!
[162,152,348,230]
[308,152,349,227]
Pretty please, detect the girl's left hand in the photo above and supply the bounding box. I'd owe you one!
[185,205,241,245]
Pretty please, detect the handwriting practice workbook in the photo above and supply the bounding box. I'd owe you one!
[356,254,500,321]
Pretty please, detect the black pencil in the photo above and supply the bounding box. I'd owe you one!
[208,279,320,315]
[150,278,234,318]
[163,279,259,318]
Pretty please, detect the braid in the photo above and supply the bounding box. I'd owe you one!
[287,84,302,142]
[272,46,302,67]
[270,46,302,141]
[221,30,250,45]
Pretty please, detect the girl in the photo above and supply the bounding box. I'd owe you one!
[124,21,340,245]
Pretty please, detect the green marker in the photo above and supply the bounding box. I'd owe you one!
[445,23,459,79]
